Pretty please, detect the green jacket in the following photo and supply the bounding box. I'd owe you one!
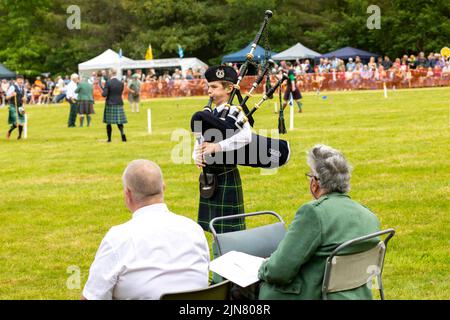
[75,81,94,102]
[258,192,380,300]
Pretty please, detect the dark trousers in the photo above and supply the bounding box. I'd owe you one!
[68,102,77,127]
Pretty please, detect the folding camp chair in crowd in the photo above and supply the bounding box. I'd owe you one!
[209,211,286,258]
[321,228,396,300]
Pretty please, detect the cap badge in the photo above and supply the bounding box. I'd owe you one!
[216,69,225,79]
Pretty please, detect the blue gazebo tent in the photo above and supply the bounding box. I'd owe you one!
[0,63,16,79]
[222,43,277,63]
[321,46,379,62]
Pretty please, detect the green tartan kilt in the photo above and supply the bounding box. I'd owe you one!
[103,104,127,124]
[8,104,25,125]
[198,164,246,234]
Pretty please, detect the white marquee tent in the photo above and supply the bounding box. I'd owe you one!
[78,49,134,78]
[272,42,321,60]
[122,58,208,77]
[78,49,208,78]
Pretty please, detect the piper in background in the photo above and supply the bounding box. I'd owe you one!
[101,68,127,142]
[282,61,303,113]
[5,75,26,140]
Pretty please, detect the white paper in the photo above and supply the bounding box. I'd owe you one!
[209,251,265,287]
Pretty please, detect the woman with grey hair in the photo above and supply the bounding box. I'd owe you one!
[255,144,381,300]
[306,144,352,198]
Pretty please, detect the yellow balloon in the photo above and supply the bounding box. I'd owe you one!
[441,47,450,58]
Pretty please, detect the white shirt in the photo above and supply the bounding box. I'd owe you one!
[193,103,252,161]
[82,203,210,300]
[65,81,78,100]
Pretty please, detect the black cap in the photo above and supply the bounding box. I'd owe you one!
[205,65,238,84]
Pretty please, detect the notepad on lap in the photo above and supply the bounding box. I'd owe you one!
[209,251,265,287]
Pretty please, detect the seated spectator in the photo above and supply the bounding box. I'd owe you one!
[415,52,428,69]
[427,52,436,68]
[382,56,392,70]
[408,55,416,69]
[330,56,340,70]
[185,68,194,80]
[52,76,66,103]
[442,61,450,78]
[345,58,355,72]
[368,56,377,71]
[38,83,51,105]
[255,144,381,300]
[34,76,45,89]
[1,79,10,107]
[82,160,210,300]
[30,85,41,104]
[376,56,383,68]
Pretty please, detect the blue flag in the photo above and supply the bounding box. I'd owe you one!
[118,48,123,59]
[178,44,184,58]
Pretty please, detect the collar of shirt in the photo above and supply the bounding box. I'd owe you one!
[132,203,170,220]
[214,103,226,113]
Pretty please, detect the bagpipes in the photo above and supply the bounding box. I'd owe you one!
[191,10,291,174]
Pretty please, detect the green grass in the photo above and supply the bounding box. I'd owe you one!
[0,87,449,299]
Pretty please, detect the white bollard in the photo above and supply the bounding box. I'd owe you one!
[147,109,152,134]
[24,114,28,139]
[290,102,294,130]
[274,102,278,113]
[383,82,388,98]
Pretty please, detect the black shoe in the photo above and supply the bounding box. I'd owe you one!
[121,134,127,142]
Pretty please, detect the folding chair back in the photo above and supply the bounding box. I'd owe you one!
[322,228,395,300]
[210,211,286,258]
[160,280,231,300]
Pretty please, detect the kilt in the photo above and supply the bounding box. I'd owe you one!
[198,164,246,234]
[8,104,25,125]
[78,100,95,115]
[284,87,302,100]
[103,104,127,124]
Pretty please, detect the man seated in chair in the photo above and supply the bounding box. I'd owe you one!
[254,144,381,300]
[82,160,210,300]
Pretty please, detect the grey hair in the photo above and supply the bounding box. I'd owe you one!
[122,160,164,203]
[110,68,117,76]
[307,144,352,193]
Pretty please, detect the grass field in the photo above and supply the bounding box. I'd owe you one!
[0,87,449,299]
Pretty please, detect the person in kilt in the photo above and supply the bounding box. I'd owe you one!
[101,68,127,142]
[5,75,26,140]
[127,73,141,113]
[282,61,303,113]
[75,77,95,127]
[193,66,254,283]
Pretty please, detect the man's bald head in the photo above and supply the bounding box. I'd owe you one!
[122,160,164,204]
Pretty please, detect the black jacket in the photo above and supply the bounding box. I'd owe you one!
[102,78,124,105]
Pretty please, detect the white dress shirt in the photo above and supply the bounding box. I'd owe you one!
[82,203,210,300]
[65,81,78,100]
[193,103,252,161]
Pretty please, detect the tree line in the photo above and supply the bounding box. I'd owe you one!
[0,0,449,77]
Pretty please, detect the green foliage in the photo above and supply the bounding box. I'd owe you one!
[0,0,449,75]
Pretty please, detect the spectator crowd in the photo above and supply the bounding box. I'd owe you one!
[1,51,449,106]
